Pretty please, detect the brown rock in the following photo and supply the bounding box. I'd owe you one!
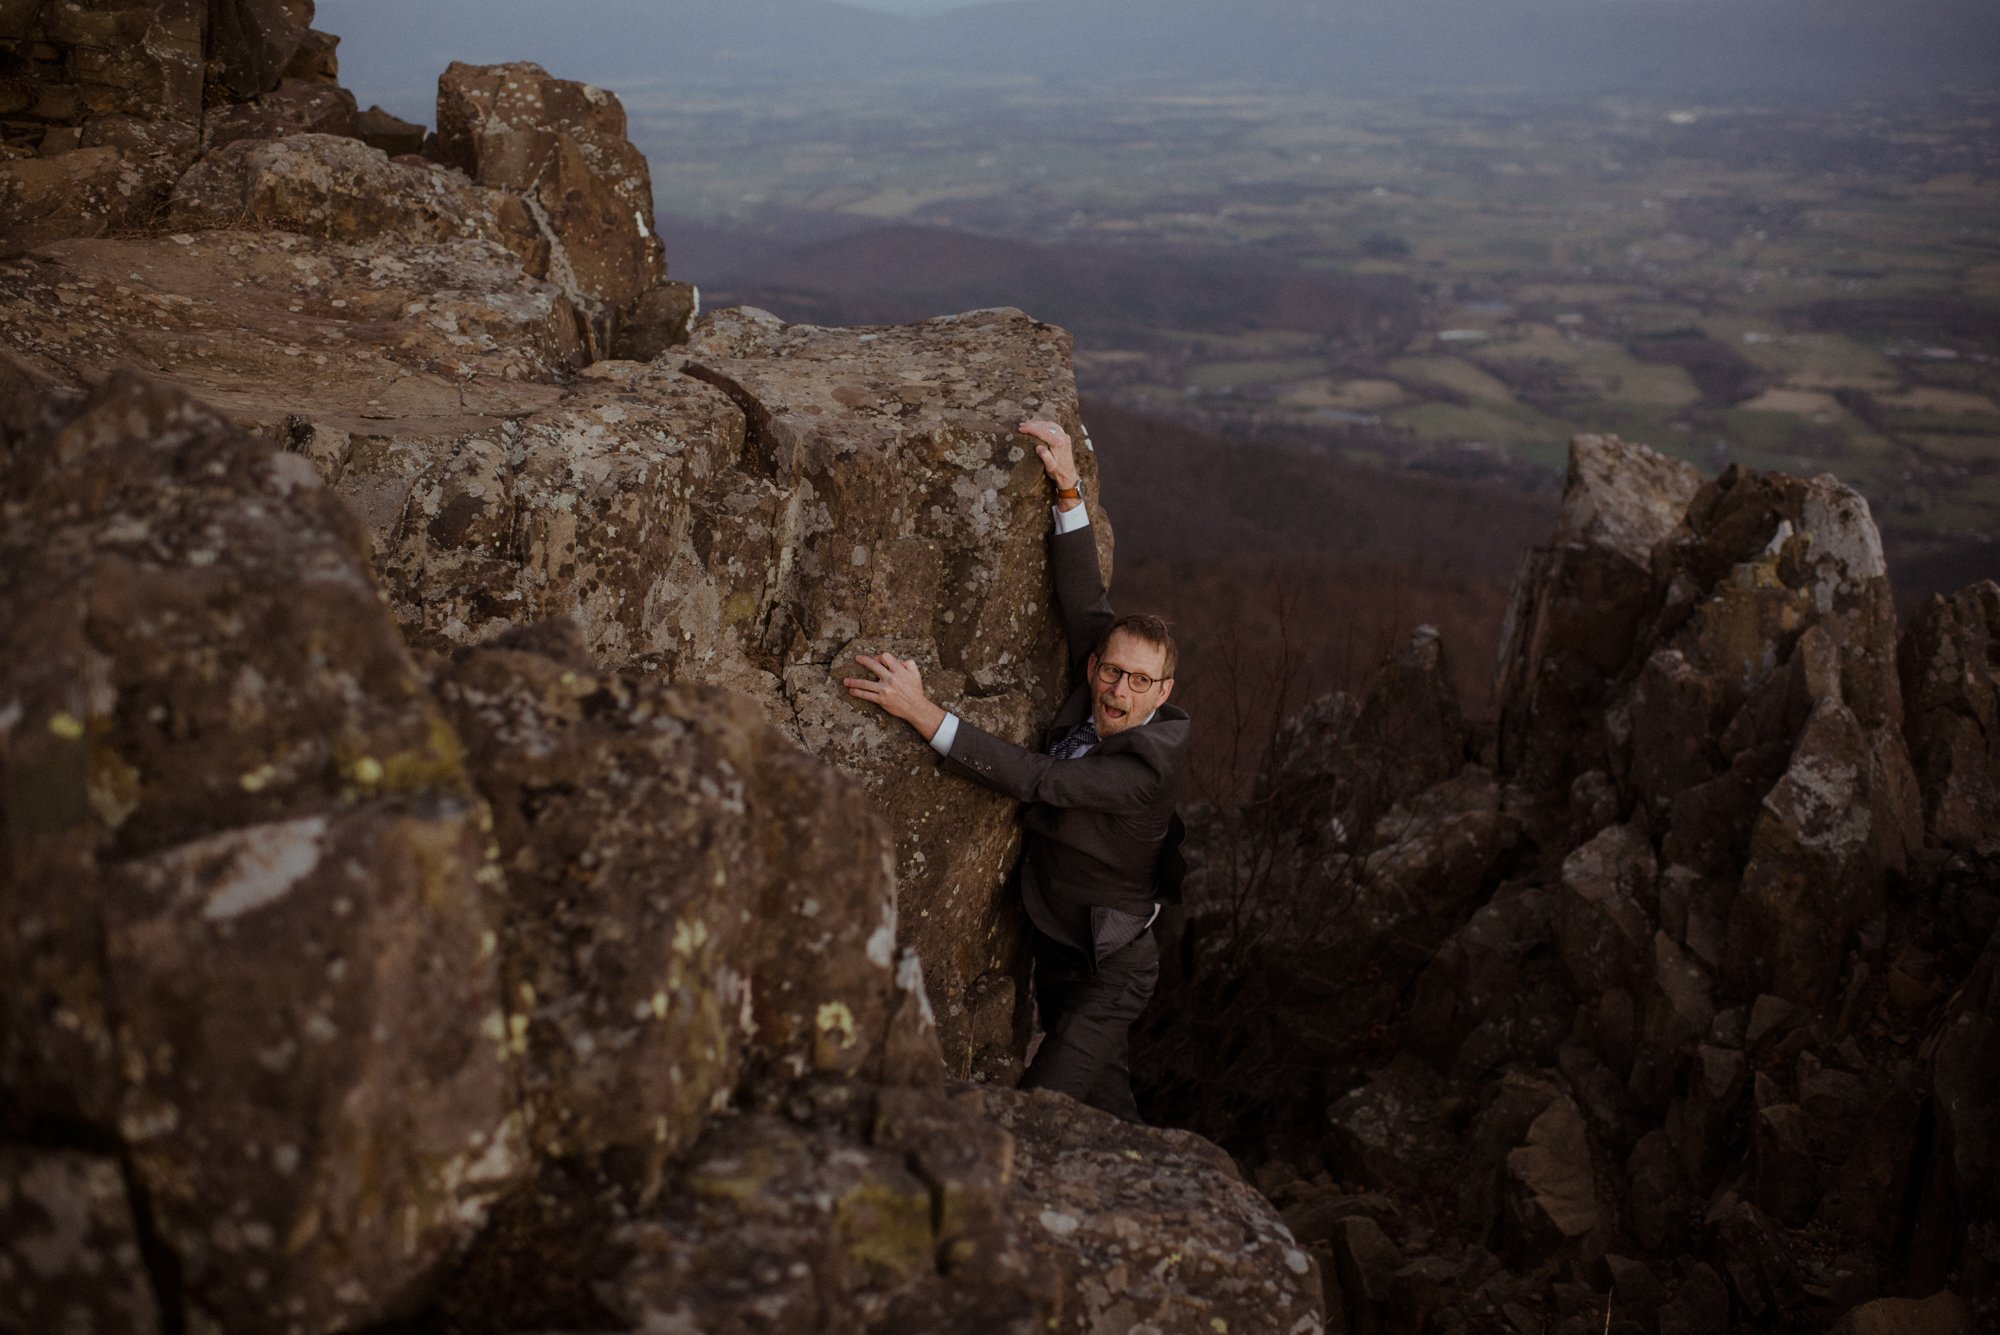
[107,801,520,1335]
[0,139,187,253]
[169,132,534,252]
[1326,1055,1458,1195]
[0,1149,164,1335]
[615,276,701,359]
[1408,880,1571,1078]
[601,1084,1322,1333]
[0,0,204,170]
[1332,1213,1405,1330]
[1553,822,1658,996]
[207,0,316,100]
[1829,1292,1974,1335]
[1495,434,1701,794]
[1725,695,1919,1005]
[0,231,583,431]
[356,104,428,157]
[1631,931,1715,1106]
[1503,1094,1606,1263]
[1656,1261,1730,1335]
[283,26,340,84]
[433,628,921,1164]
[435,60,665,350]
[0,369,521,1333]
[199,75,358,148]
[1900,581,2000,848]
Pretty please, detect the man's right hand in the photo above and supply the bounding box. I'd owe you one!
[1018,419,1078,496]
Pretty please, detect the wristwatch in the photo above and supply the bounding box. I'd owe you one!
[1054,474,1083,501]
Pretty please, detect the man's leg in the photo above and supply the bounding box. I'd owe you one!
[1022,931,1158,1122]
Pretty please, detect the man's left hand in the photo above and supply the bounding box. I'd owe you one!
[844,652,947,741]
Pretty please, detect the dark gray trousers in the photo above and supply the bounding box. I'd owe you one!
[1020,926,1159,1122]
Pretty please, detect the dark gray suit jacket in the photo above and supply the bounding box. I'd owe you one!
[941,521,1189,955]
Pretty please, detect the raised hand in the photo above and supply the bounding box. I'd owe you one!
[1018,418,1077,490]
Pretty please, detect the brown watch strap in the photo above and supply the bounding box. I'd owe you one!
[1055,478,1082,500]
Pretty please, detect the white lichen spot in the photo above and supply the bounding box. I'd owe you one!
[508,1013,530,1056]
[272,1145,301,1175]
[894,950,936,1026]
[480,930,497,959]
[650,991,669,1020]
[673,918,710,956]
[1283,1248,1311,1275]
[349,756,384,786]
[238,764,277,793]
[202,817,330,922]
[866,923,895,969]
[1038,1208,1080,1237]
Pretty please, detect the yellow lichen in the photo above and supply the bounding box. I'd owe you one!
[48,712,84,739]
[836,1181,934,1280]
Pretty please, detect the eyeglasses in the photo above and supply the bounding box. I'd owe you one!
[1093,661,1169,694]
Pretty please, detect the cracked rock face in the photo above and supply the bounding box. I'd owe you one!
[432,622,931,1167]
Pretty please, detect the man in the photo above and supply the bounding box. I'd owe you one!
[843,417,1188,1122]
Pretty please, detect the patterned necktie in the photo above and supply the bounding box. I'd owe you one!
[1049,718,1099,760]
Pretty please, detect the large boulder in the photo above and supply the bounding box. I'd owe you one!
[0,369,522,1333]
[167,132,538,255]
[434,60,668,352]
[431,623,936,1167]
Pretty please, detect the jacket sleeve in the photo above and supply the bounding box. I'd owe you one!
[941,716,1167,814]
[1051,523,1115,679]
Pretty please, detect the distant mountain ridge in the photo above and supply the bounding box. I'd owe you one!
[325,0,2000,119]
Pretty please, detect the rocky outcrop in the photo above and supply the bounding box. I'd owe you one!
[0,37,1092,1076]
[0,367,1321,1333]
[0,1,345,250]
[1152,434,1998,1332]
[433,60,690,356]
[2,12,1325,1326]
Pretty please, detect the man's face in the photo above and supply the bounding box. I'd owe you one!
[1088,629,1174,737]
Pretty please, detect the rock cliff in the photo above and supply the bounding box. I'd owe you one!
[1142,434,1997,1333]
[0,4,1322,1332]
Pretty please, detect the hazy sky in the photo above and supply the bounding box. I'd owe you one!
[318,0,2000,124]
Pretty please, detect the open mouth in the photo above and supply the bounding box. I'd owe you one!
[1098,699,1129,724]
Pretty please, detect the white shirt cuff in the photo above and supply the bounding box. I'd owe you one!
[929,711,960,756]
[1052,498,1091,534]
